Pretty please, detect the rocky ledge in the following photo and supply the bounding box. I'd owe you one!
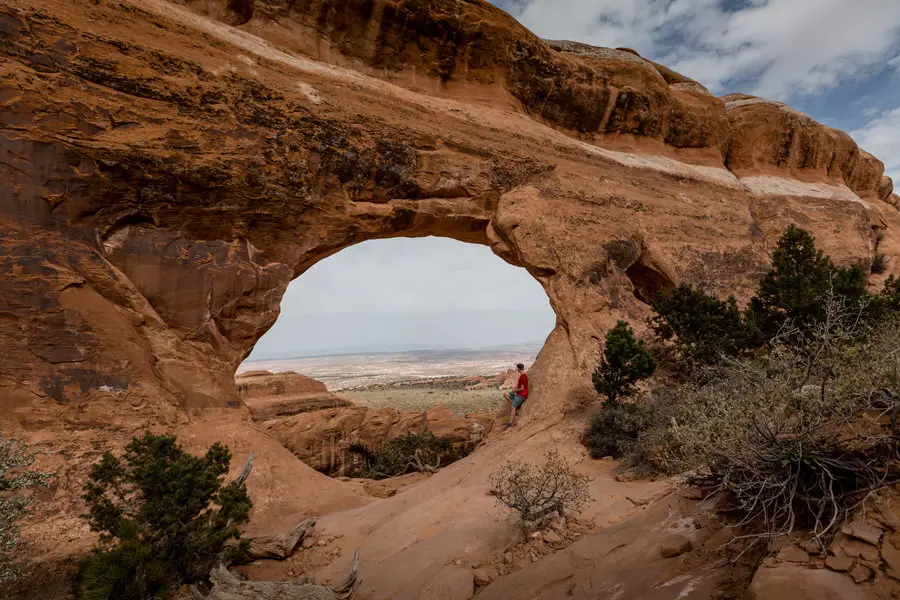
[236,370,353,420]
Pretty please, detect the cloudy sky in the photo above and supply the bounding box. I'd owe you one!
[247,0,900,361]
[498,0,900,181]
[247,238,556,359]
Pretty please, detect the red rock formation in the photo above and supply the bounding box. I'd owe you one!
[2,0,900,586]
[236,370,352,419]
[265,404,493,474]
[3,0,898,425]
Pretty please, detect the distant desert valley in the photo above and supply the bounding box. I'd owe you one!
[238,343,542,415]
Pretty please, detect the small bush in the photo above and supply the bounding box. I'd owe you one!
[650,284,757,366]
[635,299,900,539]
[583,401,652,460]
[79,433,252,599]
[881,275,900,314]
[593,320,656,403]
[0,434,53,584]
[490,450,590,528]
[348,432,465,479]
[872,252,888,275]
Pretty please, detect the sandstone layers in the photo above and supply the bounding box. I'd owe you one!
[2,0,900,595]
[236,370,352,419]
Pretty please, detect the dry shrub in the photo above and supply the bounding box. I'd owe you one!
[640,299,900,541]
[490,450,590,530]
[348,432,467,479]
[0,434,53,585]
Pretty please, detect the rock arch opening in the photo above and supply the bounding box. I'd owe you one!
[239,236,555,408]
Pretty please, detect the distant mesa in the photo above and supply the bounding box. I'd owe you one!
[235,371,353,420]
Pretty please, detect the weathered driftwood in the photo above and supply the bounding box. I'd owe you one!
[235,453,256,485]
[190,548,360,600]
[410,448,441,474]
[243,517,318,561]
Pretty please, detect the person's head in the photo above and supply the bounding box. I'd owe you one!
[516,363,525,372]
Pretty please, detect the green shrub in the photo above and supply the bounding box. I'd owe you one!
[881,274,900,314]
[650,284,757,366]
[348,432,465,479]
[872,252,888,275]
[77,521,169,600]
[634,300,900,538]
[583,401,652,460]
[749,225,869,337]
[0,434,53,584]
[592,321,656,403]
[79,433,252,599]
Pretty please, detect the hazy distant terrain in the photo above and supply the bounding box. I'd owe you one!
[238,343,541,391]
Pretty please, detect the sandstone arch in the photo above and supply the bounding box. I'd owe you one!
[2,0,900,428]
[3,0,900,584]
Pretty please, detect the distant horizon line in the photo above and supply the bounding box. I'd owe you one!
[271,307,553,316]
[243,341,545,362]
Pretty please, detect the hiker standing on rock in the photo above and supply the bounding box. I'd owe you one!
[505,363,529,429]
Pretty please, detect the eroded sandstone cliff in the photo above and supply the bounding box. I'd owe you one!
[3,0,898,423]
[1,0,900,590]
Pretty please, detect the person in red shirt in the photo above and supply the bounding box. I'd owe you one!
[505,363,529,429]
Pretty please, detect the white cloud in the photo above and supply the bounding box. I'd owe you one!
[510,0,900,100]
[851,106,900,184]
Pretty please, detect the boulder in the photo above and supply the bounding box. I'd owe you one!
[416,565,474,600]
[841,521,884,546]
[542,529,564,545]
[880,533,900,576]
[659,534,692,558]
[830,534,879,562]
[747,565,873,600]
[777,545,811,564]
[824,556,854,573]
[850,564,872,584]
[472,567,498,586]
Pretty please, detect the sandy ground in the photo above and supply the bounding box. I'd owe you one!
[240,414,678,598]
[342,387,505,416]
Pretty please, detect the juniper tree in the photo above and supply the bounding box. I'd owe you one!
[650,284,756,366]
[592,320,656,404]
[749,225,869,337]
[79,433,252,600]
